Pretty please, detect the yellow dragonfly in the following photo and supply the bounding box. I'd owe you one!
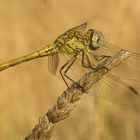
[0,22,103,86]
[0,22,140,108]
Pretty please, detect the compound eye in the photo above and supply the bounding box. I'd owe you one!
[90,31,104,50]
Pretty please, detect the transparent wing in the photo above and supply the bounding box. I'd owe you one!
[53,48,140,109]
[69,22,87,34]
[48,53,59,75]
[71,50,140,109]
[88,72,140,110]
[93,41,140,83]
[51,38,140,109]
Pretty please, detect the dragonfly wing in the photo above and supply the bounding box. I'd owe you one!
[94,42,140,83]
[88,71,140,109]
[58,50,140,109]
[48,53,59,75]
[71,22,87,34]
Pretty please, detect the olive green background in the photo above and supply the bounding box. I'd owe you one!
[0,0,140,140]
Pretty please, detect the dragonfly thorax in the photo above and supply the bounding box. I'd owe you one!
[65,37,87,53]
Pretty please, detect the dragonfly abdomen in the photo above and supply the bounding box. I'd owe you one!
[0,44,57,72]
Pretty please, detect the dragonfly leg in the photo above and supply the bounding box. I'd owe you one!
[82,53,111,71]
[92,55,111,71]
[60,55,77,87]
[81,52,92,68]
[93,55,110,61]
[60,55,85,92]
[81,51,98,71]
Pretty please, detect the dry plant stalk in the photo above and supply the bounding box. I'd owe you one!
[24,50,131,140]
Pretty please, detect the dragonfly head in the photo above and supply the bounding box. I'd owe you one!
[88,29,104,50]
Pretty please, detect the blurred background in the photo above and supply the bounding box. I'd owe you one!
[0,0,140,140]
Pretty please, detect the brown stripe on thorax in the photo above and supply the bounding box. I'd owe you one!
[54,29,87,53]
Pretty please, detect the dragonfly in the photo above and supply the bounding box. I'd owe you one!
[0,22,140,108]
